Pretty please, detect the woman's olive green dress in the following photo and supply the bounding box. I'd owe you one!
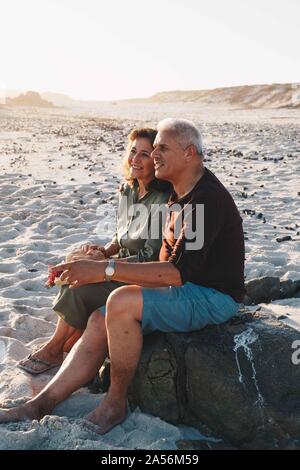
[52,181,171,329]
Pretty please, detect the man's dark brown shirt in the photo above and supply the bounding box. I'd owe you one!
[160,168,245,302]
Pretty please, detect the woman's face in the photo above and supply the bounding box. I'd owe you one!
[128,137,155,183]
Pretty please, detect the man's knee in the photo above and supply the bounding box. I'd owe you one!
[106,286,131,316]
[106,286,142,324]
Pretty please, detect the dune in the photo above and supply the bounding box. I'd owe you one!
[142,83,299,109]
[6,91,54,108]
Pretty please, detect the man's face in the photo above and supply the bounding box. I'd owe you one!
[151,131,186,182]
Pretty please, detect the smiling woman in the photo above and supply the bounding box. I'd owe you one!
[124,128,157,197]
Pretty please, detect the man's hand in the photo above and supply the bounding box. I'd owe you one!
[51,260,106,289]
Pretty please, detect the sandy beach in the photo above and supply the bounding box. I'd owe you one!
[0,103,299,449]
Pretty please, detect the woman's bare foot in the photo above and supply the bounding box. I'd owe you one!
[84,396,128,435]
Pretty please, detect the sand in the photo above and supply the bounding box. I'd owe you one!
[0,103,299,449]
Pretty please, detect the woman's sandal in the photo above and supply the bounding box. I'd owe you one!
[18,354,62,375]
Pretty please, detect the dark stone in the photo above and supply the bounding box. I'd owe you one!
[243,209,255,216]
[85,374,102,394]
[243,295,253,306]
[245,276,281,303]
[280,280,299,299]
[292,280,300,291]
[176,439,238,450]
[129,333,179,423]
[99,358,111,393]
[126,310,300,449]
[276,236,292,243]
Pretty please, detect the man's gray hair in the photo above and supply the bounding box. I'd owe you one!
[157,118,204,156]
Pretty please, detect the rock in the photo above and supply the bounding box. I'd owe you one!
[242,294,253,306]
[129,336,179,423]
[280,280,299,299]
[99,358,111,392]
[276,236,292,243]
[6,91,54,108]
[85,374,102,394]
[125,309,300,449]
[245,276,281,303]
[176,439,238,450]
[115,144,125,151]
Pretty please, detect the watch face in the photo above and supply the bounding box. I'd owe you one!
[106,266,115,276]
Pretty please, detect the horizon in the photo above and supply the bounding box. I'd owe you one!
[3,80,299,103]
[1,0,299,101]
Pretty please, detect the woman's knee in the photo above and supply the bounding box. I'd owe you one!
[87,309,106,330]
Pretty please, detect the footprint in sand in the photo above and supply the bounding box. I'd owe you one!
[0,263,17,274]
[0,340,6,363]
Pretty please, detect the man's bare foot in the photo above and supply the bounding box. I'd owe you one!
[0,400,46,423]
[84,396,128,435]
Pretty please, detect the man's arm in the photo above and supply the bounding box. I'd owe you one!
[113,260,182,287]
[52,259,182,289]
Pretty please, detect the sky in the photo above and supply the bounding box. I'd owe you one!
[0,0,299,101]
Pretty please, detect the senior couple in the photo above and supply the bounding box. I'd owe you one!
[0,118,245,434]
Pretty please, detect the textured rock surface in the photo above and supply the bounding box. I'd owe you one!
[245,276,300,304]
[123,309,300,449]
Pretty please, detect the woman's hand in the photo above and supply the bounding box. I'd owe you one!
[72,250,106,261]
[66,245,106,262]
[79,244,101,254]
[51,260,106,288]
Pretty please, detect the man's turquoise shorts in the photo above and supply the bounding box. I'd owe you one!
[100,282,240,335]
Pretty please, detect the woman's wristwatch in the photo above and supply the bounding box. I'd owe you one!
[104,259,116,281]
